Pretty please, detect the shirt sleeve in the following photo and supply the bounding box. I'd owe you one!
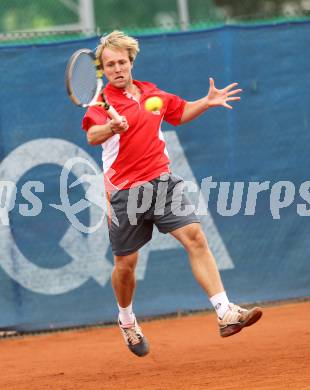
[163,92,187,126]
[82,106,109,131]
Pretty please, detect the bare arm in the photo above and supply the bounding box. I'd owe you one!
[180,78,242,125]
[87,117,129,145]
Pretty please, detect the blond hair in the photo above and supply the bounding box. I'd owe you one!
[96,30,140,68]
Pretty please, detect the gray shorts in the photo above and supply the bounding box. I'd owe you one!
[107,174,200,256]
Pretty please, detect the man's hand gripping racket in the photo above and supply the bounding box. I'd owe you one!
[65,48,127,132]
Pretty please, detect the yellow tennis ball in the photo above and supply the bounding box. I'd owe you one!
[145,96,163,112]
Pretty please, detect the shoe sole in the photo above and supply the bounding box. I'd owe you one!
[220,307,263,338]
[128,337,150,357]
[119,319,150,357]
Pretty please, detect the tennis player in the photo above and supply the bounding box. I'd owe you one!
[82,31,262,357]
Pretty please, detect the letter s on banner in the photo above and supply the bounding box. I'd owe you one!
[0,139,113,295]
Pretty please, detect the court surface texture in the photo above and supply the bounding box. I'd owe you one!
[1,301,309,390]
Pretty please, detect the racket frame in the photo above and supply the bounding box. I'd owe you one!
[65,48,122,122]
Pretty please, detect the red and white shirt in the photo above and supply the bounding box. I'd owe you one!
[82,80,186,190]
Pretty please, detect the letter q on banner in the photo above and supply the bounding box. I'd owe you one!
[0,138,113,295]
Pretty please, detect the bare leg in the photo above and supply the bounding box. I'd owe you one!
[111,251,138,307]
[170,224,224,297]
[112,251,149,356]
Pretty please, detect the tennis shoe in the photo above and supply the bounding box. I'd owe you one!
[118,315,149,357]
[218,303,263,337]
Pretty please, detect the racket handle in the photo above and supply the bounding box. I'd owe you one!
[107,105,122,123]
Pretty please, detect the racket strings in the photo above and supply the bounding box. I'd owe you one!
[71,53,98,105]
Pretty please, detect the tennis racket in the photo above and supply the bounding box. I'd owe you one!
[65,48,122,122]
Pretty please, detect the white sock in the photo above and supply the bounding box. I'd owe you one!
[118,302,135,325]
[210,291,230,319]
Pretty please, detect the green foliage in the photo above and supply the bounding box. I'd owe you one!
[0,0,310,42]
[94,0,182,31]
[0,0,77,32]
[214,0,310,20]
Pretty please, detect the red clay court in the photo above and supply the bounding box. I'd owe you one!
[1,301,309,390]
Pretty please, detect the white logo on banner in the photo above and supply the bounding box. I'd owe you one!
[0,139,112,295]
[0,133,234,294]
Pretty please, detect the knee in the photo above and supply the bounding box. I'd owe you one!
[185,228,209,255]
[114,253,137,278]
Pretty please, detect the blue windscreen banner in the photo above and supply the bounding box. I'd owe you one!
[0,22,309,331]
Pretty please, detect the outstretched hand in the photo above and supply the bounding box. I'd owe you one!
[206,78,242,109]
